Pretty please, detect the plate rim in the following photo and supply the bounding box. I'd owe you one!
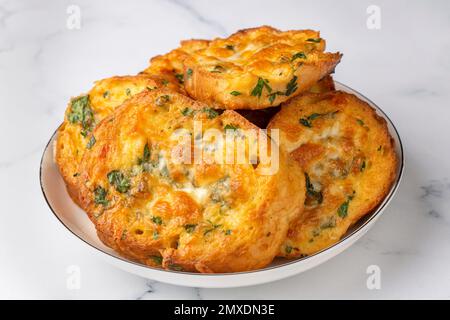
[39,81,405,280]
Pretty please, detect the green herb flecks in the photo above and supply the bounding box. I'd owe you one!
[267,91,284,104]
[86,135,96,149]
[305,173,323,205]
[168,264,183,271]
[202,107,219,119]
[306,38,322,43]
[204,220,222,236]
[299,111,338,128]
[103,91,110,99]
[143,143,151,163]
[285,245,293,254]
[291,52,307,61]
[230,91,241,96]
[320,217,336,229]
[357,119,365,126]
[175,73,184,84]
[152,216,163,225]
[184,224,197,233]
[149,255,163,265]
[337,192,356,218]
[155,94,170,106]
[299,118,312,128]
[152,231,159,240]
[285,75,298,96]
[125,88,131,96]
[107,170,131,193]
[224,124,238,131]
[181,107,195,117]
[186,68,193,79]
[251,77,272,98]
[67,95,95,137]
[225,44,235,51]
[94,186,108,206]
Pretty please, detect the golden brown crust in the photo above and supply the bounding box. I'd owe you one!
[182,26,341,109]
[55,74,179,206]
[268,91,397,257]
[141,39,210,93]
[77,89,305,272]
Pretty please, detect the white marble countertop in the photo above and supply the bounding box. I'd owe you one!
[1,0,449,299]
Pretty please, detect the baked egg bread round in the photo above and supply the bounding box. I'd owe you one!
[268,91,397,257]
[182,26,342,109]
[77,89,305,273]
[55,74,179,204]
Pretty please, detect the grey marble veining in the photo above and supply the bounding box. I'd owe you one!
[1,0,450,299]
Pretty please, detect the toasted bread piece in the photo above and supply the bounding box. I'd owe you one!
[55,74,179,205]
[77,89,305,273]
[268,91,397,257]
[181,26,341,109]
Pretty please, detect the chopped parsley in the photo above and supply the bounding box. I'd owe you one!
[268,91,283,104]
[299,118,312,128]
[86,135,96,149]
[251,77,272,98]
[305,173,323,205]
[67,95,95,137]
[230,91,241,96]
[225,229,232,235]
[225,44,235,50]
[320,217,336,229]
[285,245,293,254]
[306,38,322,43]
[152,216,163,225]
[107,170,131,193]
[152,231,159,240]
[155,94,170,106]
[184,224,197,233]
[337,192,356,218]
[168,264,183,271]
[175,73,184,84]
[149,255,162,265]
[357,119,365,126]
[181,107,194,117]
[204,220,222,236]
[186,68,193,79]
[143,143,151,163]
[224,124,238,131]
[291,52,307,61]
[202,107,219,119]
[299,111,338,128]
[125,88,131,96]
[161,79,169,86]
[285,75,298,96]
[103,91,110,98]
[94,186,108,206]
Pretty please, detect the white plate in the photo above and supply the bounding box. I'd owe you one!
[40,82,404,288]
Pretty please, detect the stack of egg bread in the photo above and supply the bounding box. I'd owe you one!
[55,26,397,273]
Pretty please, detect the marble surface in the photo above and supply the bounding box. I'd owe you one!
[0,0,449,299]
